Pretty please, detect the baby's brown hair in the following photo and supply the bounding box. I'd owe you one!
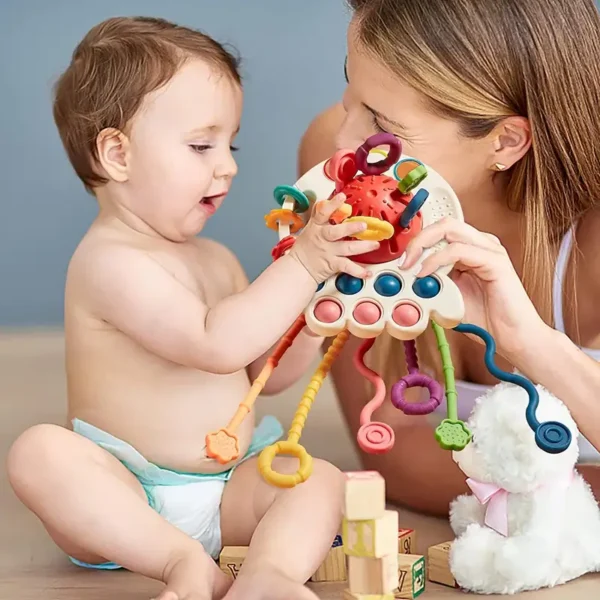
[53,16,242,192]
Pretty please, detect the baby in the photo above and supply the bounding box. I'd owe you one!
[6,16,378,600]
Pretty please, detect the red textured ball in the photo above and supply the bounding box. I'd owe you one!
[336,174,423,265]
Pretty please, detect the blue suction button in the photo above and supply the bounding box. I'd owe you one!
[374,273,402,297]
[335,274,364,295]
[412,276,441,298]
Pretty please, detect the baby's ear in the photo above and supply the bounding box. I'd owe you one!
[96,127,130,183]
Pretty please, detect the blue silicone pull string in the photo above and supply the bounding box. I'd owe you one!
[453,323,571,454]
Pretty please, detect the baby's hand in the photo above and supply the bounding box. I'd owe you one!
[289,193,379,282]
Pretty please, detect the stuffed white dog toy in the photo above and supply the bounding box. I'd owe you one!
[449,382,600,595]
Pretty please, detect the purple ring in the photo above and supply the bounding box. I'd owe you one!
[355,132,402,175]
[391,373,443,415]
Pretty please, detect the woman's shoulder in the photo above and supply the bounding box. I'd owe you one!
[298,102,345,175]
[579,208,600,296]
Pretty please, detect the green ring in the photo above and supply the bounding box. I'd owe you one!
[273,185,310,213]
[398,165,428,194]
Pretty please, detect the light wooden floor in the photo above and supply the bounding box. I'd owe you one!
[1,330,599,598]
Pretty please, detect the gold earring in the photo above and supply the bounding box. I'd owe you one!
[494,163,507,171]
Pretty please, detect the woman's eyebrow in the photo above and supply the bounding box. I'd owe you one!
[363,103,408,132]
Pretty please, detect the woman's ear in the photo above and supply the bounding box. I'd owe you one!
[96,127,131,183]
[489,116,531,172]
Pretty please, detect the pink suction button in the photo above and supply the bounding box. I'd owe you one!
[392,303,421,327]
[314,299,342,323]
[353,301,381,325]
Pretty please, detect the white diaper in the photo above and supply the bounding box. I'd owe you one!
[68,415,283,568]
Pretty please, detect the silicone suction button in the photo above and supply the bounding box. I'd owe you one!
[314,299,342,323]
[353,301,382,325]
[374,273,402,297]
[335,273,364,295]
[412,276,441,299]
[392,303,421,327]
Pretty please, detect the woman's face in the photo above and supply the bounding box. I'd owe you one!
[337,24,494,203]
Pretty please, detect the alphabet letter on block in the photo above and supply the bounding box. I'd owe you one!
[398,529,416,555]
[218,546,247,580]
[343,471,386,520]
[310,534,347,582]
[427,541,458,588]
[394,554,426,599]
[343,510,399,558]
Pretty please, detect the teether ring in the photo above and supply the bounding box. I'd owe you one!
[258,330,349,486]
[346,216,395,241]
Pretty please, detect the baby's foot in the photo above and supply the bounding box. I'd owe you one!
[152,548,232,600]
[225,565,319,600]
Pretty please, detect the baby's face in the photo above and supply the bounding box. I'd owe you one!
[124,59,242,241]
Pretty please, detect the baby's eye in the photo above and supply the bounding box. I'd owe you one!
[190,144,212,153]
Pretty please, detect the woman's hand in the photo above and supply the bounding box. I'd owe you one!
[400,217,550,360]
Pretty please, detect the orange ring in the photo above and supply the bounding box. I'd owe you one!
[264,209,304,233]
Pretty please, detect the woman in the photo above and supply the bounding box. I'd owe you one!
[299,0,600,515]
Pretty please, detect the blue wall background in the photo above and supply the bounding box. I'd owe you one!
[0,0,350,326]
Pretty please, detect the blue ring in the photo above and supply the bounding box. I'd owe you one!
[273,185,310,213]
[400,188,429,229]
[453,323,571,454]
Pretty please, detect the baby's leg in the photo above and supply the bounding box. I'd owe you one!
[219,456,344,600]
[7,424,231,600]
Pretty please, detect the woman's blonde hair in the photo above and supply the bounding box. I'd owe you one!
[347,0,600,385]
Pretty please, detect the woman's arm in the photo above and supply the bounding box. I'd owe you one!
[511,309,600,450]
[402,217,600,451]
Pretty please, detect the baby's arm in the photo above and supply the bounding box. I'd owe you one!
[81,198,376,375]
[219,240,325,394]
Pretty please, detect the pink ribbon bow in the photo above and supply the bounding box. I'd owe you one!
[466,470,575,537]
[466,478,509,536]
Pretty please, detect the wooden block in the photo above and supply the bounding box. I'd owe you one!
[348,553,399,594]
[394,554,426,599]
[310,534,347,582]
[344,471,386,520]
[397,529,416,555]
[427,541,458,588]
[343,510,398,558]
[218,546,247,579]
[343,591,394,599]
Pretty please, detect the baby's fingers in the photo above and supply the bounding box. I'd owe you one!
[312,193,347,225]
[324,219,368,242]
[335,239,380,257]
[337,257,372,280]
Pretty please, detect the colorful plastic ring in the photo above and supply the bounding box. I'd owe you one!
[273,185,310,213]
[345,216,394,241]
[264,208,304,233]
[271,236,296,261]
[257,440,313,488]
[324,149,358,193]
[398,165,428,194]
[400,188,429,229]
[393,158,424,181]
[355,132,402,175]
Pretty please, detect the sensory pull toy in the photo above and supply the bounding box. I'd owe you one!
[206,132,572,488]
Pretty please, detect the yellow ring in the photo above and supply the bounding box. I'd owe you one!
[258,441,313,488]
[345,216,394,241]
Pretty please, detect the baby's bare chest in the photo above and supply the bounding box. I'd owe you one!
[151,245,232,307]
